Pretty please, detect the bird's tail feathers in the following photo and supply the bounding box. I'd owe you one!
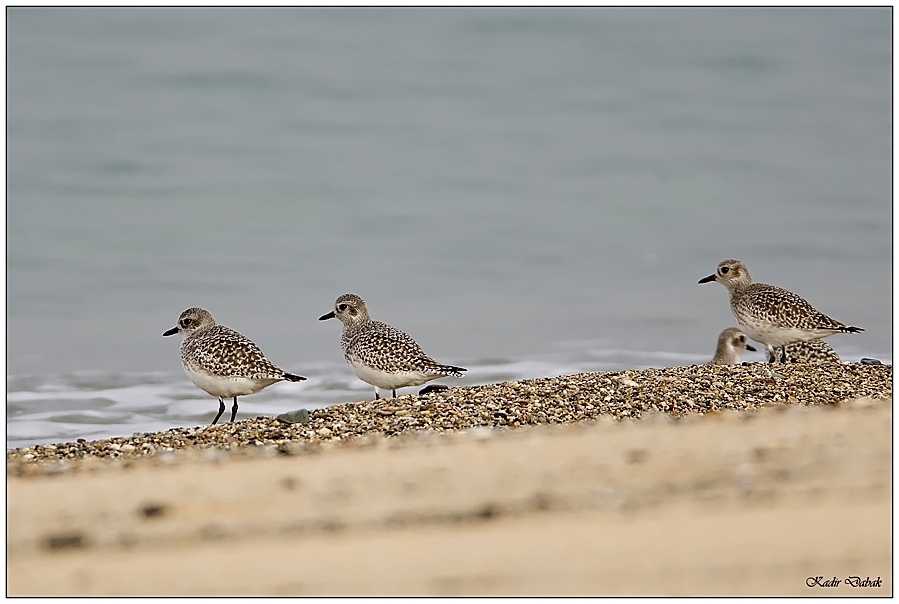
[438,365,467,378]
[283,372,307,382]
[819,324,864,334]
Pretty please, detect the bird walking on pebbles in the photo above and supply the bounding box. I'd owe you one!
[699,259,862,362]
[708,327,757,365]
[164,307,306,425]
[319,293,466,400]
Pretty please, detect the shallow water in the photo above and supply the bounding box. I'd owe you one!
[7,8,891,449]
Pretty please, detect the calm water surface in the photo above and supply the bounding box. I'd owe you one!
[7,8,892,449]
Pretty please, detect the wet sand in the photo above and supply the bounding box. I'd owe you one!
[6,363,892,596]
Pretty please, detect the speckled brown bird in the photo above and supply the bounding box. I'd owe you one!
[767,340,841,364]
[163,307,305,424]
[699,259,862,362]
[319,294,466,400]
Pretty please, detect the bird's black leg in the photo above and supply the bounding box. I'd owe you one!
[230,397,239,423]
[392,389,397,399]
[212,398,226,425]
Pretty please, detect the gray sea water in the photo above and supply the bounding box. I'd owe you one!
[7,7,892,450]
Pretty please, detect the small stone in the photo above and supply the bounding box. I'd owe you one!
[43,532,86,550]
[140,503,168,518]
[120,444,136,452]
[277,409,311,425]
[419,384,449,395]
[317,427,333,438]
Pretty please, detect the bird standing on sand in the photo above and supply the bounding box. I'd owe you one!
[708,327,757,365]
[698,259,862,362]
[163,307,306,424]
[319,294,466,400]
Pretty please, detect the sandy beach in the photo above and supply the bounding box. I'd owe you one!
[7,363,892,596]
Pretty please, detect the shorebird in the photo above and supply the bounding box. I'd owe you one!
[699,259,862,362]
[319,293,466,399]
[767,340,841,364]
[163,307,306,424]
[708,327,758,365]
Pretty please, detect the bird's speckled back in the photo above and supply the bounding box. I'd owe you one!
[181,324,287,380]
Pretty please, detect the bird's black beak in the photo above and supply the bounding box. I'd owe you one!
[319,311,335,321]
[745,343,757,352]
[163,327,179,336]
[698,274,716,284]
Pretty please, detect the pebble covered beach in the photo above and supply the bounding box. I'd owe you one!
[8,360,893,596]
[8,361,892,475]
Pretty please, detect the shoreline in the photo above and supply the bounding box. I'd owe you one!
[7,362,893,595]
[6,362,891,475]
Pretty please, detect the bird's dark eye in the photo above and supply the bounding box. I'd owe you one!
[738,336,745,343]
[720,266,729,274]
[337,304,347,312]
[182,318,193,326]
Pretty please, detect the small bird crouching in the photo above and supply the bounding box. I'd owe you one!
[708,327,757,365]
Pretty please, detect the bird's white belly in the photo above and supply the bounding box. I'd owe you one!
[184,367,277,398]
[349,361,438,389]
[738,321,828,349]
